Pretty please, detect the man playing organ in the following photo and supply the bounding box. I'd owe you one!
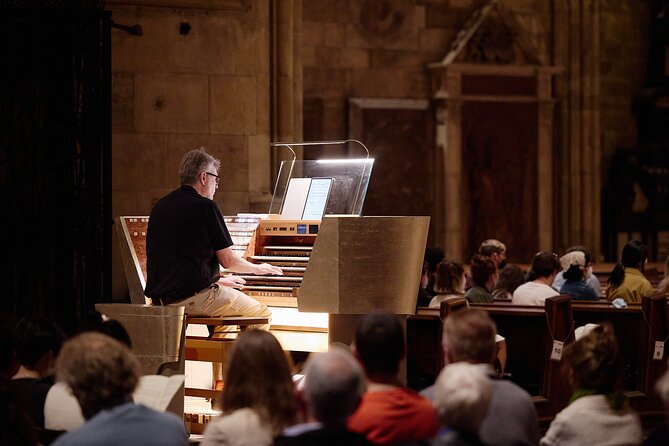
[144,147,281,327]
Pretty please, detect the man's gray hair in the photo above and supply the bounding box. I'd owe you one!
[303,346,365,427]
[178,147,221,185]
[442,309,497,364]
[433,362,492,432]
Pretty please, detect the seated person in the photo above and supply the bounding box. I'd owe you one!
[421,309,539,446]
[145,148,279,326]
[606,240,653,304]
[429,260,465,309]
[552,245,601,297]
[348,311,439,445]
[541,324,641,445]
[275,347,370,446]
[431,363,492,446]
[492,264,525,300]
[464,255,497,304]
[201,330,297,446]
[52,333,188,446]
[9,315,65,429]
[512,252,559,306]
[559,251,598,301]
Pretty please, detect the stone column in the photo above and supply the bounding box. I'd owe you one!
[553,0,601,256]
[264,0,303,210]
[443,98,464,262]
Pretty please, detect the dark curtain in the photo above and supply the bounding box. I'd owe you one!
[0,1,111,334]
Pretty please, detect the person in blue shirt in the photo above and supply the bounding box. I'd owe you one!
[559,251,598,301]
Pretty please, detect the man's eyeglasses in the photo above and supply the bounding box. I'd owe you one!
[205,172,220,186]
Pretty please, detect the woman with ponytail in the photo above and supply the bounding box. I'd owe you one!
[605,240,653,304]
[541,324,641,445]
[428,261,466,309]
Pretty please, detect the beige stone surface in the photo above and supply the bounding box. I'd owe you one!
[112,72,134,133]
[134,73,209,134]
[248,134,271,194]
[165,134,249,192]
[110,9,265,76]
[112,133,170,190]
[210,75,258,135]
[303,21,325,46]
[323,23,345,47]
[419,28,456,53]
[215,191,250,215]
[339,47,370,69]
[350,69,429,98]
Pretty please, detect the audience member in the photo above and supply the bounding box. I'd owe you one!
[492,264,525,300]
[348,311,439,445]
[552,245,602,297]
[45,317,134,431]
[419,248,446,307]
[512,252,560,305]
[52,332,187,446]
[0,375,39,445]
[541,323,641,445]
[606,240,653,304]
[421,309,540,446]
[465,255,497,303]
[431,363,492,446]
[274,347,370,446]
[643,359,669,445]
[558,251,598,301]
[479,239,507,270]
[9,315,65,429]
[202,330,297,446]
[429,260,466,309]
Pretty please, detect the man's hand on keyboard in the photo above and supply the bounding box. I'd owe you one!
[255,263,284,276]
[218,275,246,288]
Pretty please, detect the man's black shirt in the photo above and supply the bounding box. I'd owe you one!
[145,185,233,303]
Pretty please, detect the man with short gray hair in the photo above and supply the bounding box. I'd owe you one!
[275,348,371,446]
[145,147,280,324]
[421,309,540,446]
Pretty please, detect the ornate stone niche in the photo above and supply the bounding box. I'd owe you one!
[428,0,561,263]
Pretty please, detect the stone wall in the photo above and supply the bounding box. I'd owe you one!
[109,0,271,301]
[302,0,550,146]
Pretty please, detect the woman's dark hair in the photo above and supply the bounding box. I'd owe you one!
[470,255,496,288]
[434,261,465,295]
[563,264,583,282]
[222,330,296,435]
[530,252,560,279]
[607,240,647,289]
[562,323,623,394]
[14,316,65,368]
[492,264,525,295]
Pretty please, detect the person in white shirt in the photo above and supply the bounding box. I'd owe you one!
[512,252,560,306]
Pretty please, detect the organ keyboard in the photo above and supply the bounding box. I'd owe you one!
[228,218,321,307]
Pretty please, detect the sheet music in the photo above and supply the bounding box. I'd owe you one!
[281,178,312,219]
[302,178,332,220]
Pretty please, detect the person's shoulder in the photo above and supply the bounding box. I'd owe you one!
[492,379,534,405]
